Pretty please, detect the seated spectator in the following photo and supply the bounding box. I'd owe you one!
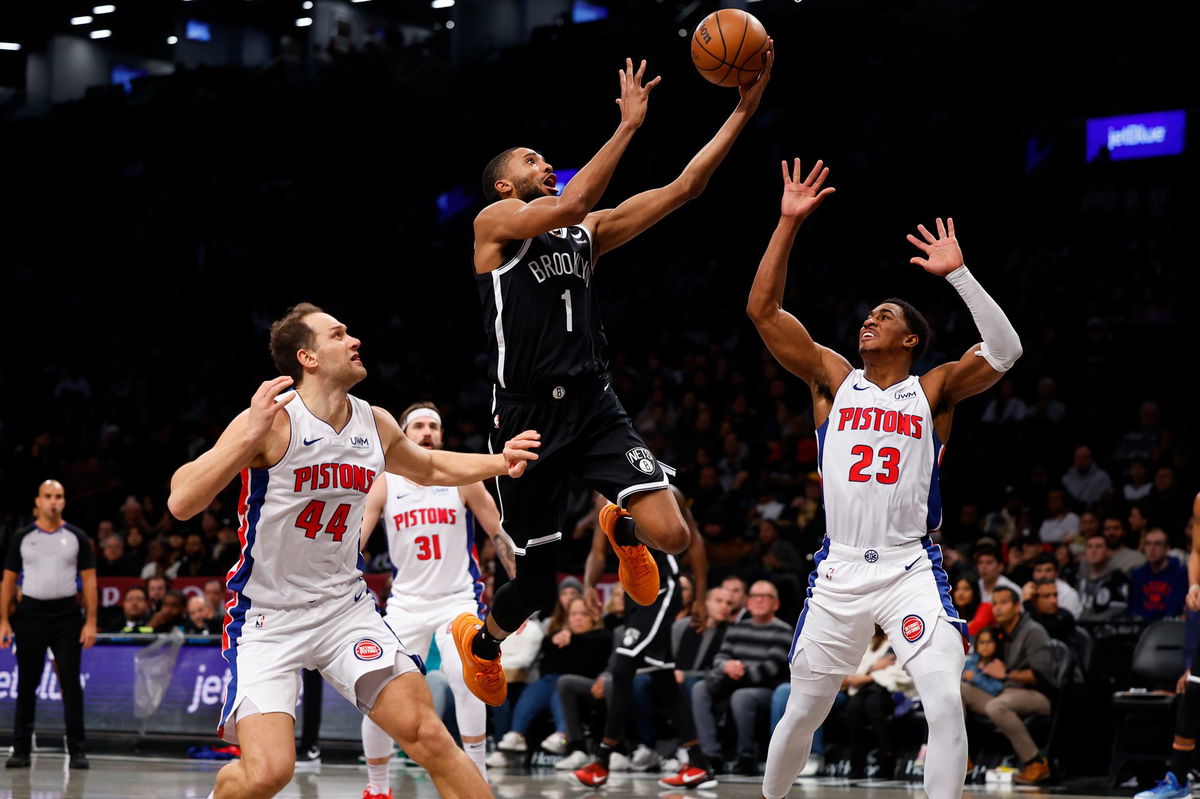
[962,627,1005,696]
[1061,446,1112,509]
[96,534,139,577]
[844,627,915,779]
[675,587,733,697]
[167,533,216,579]
[721,575,748,622]
[183,594,221,635]
[124,526,147,565]
[953,578,995,637]
[984,487,1022,544]
[140,538,174,580]
[960,587,1054,785]
[602,584,625,630]
[486,619,546,765]
[203,578,227,618]
[676,574,695,622]
[148,589,187,633]
[1028,377,1066,426]
[1037,489,1080,545]
[1128,528,1188,620]
[1103,515,1146,573]
[1005,535,1043,586]
[102,586,153,633]
[545,576,584,627]
[210,524,241,574]
[750,520,804,601]
[1122,459,1152,503]
[1023,579,1075,644]
[1021,553,1082,618]
[692,580,791,775]
[1076,533,1129,621]
[146,575,169,613]
[1144,465,1189,545]
[494,598,611,756]
[980,378,1027,424]
[974,545,1021,604]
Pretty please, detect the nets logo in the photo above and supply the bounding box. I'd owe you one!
[901,614,925,643]
[354,638,383,661]
[626,447,656,475]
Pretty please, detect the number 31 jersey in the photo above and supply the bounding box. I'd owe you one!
[817,369,944,548]
[382,473,484,603]
[228,393,383,608]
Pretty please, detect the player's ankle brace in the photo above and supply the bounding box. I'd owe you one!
[612,514,639,547]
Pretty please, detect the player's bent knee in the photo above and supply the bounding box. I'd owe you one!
[245,757,294,796]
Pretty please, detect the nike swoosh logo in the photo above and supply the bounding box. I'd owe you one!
[853,384,870,391]
[303,437,323,446]
[904,557,922,571]
[353,588,366,602]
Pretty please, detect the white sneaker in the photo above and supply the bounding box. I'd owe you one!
[497,731,527,752]
[540,732,569,755]
[797,754,824,779]
[555,750,592,771]
[609,751,631,771]
[630,744,659,772]
[485,750,512,768]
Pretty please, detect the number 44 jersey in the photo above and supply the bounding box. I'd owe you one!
[229,393,383,608]
[818,369,944,549]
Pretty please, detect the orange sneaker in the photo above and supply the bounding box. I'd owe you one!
[598,503,660,606]
[450,612,507,706]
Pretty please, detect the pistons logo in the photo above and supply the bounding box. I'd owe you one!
[901,614,925,643]
[626,447,657,475]
[354,638,383,661]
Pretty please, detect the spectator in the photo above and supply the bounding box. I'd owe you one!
[953,578,995,637]
[148,589,186,633]
[1037,489,1080,544]
[1027,378,1066,425]
[210,524,241,574]
[102,586,153,633]
[980,378,1027,424]
[1122,459,1152,503]
[1023,579,1075,644]
[203,579,227,618]
[962,627,1005,696]
[843,627,914,779]
[974,545,1021,604]
[960,587,1054,785]
[1005,535,1043,586]
[146,575,168,613]
[96,534,139,577]
[1144,465,1189,545]
[140,538,174,580]
[984,487,1022,544]
[124,526,147,564]
[692,580,792,775]
[751,520,803,597]
[1076,533,1129,621]
[183,594,220,635]
[677,574,695,622]
[674,587,734,696]
[721,575,748,622]
[602,584,625,631]
[1128,528,1188,620]
[1061,446,1112,508]
[1021,553,1082,618]
[486,619,546,764]
[167,533,215,579]
[1113,400,1169,465]
[1102,515,1146,573]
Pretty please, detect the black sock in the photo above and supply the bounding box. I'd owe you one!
[597,742,616,769]
[687,745,711,771]
[471,627,502,660]
[612,514,640,547]
[1169,747,1193,784]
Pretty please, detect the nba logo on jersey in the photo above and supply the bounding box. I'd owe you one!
[626,447,656,475]
[254,615,265,628]
[901,614,925,643]
[354,638,383,661]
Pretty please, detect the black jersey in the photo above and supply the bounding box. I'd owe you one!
[477,225,608,390]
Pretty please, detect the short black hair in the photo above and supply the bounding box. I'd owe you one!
[881,297,931,361]
[992,585,1021,605]
[973,544,1000,563]
[482,147,521,202]
[1032,552,1058,570]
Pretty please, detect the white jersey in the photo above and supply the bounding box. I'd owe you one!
[226,393,384,609]
[818,369,943,548]
[382,473,484,606]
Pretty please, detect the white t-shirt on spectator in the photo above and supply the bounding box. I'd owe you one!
[1039,512,1080,544]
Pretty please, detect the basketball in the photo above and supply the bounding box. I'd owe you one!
[690,9,770,88]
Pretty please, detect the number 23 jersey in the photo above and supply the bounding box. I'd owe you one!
[818,369,944,548]
[381,473,483,602]
[229,393,383,608]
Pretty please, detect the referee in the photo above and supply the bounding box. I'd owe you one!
[0,480,97,769]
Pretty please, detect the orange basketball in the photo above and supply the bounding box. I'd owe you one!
[690,9,769,88]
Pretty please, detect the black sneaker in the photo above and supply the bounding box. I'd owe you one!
[69,752,90,770]
[736,757,759,777]
[296,745,321,768]
[6,752,30,768]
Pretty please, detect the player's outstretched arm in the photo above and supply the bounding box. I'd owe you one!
[909,218,1022,407]
[476,58,660,247]
[586,45,773,259]
[168,376,295,520]
[375,407,539,486]
[747,159,848,392]
[460,482,518,579]
[359,474,387,554]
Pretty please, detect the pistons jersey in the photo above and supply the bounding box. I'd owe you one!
[226,393,383,608]
[382,474,484,605]
[818,370,943,548]
[477,224,607,389]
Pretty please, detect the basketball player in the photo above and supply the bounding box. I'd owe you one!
[166,303,538,799]
[1133,491,1200,799]
[751,161,1022,799]
[357,402,517,797]
[454,52,773,708]
[571,485,714,788]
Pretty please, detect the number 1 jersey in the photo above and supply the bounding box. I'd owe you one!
[817,369,944,548]
[228,393,383,608]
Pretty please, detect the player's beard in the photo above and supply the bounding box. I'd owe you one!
[515,176,549,203]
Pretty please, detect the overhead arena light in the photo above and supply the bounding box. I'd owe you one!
[90,29,113,39]
[432,0,455,8]
[295,17,313,26]
[71,15,94,25]
[167,35,178,44]
[93,5,116,13]
[302,1,313,7]
[0,42,22,51]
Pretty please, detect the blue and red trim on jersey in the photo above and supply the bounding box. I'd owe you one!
[921,534,969,649]
[789,536,832,662]
[464,509,487,618]
[926,431,945,532]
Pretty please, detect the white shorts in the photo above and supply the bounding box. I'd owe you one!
[790,537,968,675]
[384,590,482,664]
[218,580,420,744]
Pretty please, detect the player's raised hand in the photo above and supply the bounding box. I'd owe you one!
[616,58,661,130]
[738,39,773,112]
[780,158,835,221]
[244,376,295,445]
[502,430,541,478]
[907,217,965,276]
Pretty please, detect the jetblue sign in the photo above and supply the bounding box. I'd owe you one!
[1086,110,1186,162]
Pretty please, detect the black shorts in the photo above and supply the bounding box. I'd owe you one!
[614,565,682,669]
[489,375,671,550]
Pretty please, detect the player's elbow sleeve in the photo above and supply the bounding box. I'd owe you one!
[978,334,1022,373]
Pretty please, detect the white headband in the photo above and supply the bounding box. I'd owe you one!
[403,408,442,430]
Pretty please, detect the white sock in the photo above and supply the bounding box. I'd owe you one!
[464,740,487,780]
[366,761,389,794]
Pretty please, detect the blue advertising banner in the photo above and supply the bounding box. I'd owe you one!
[1086,109,1186,162]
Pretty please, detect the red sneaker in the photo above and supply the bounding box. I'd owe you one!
[362,788,392,799]
[658,765,718,789]
[572,760,609,787]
